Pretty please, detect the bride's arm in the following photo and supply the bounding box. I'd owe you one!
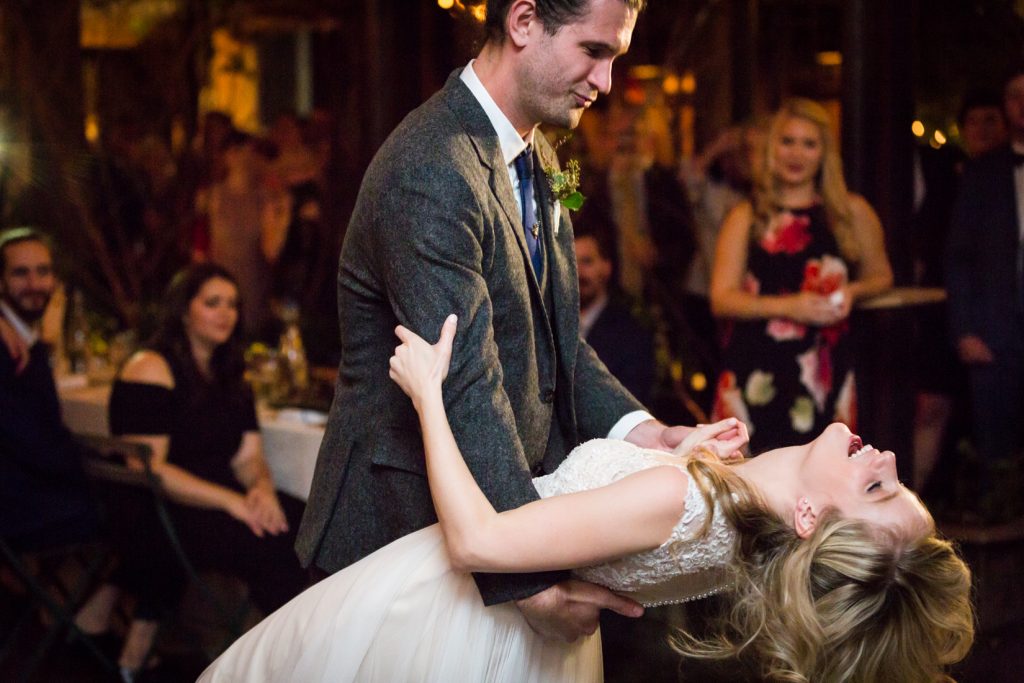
[391,317,700,574]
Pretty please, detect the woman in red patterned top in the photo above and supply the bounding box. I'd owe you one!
[709,98,893,452]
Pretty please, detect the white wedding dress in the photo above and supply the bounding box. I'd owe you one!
[198,439,736,682]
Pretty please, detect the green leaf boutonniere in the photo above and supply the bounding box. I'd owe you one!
[544,134,586,211]
[545,159,585,211]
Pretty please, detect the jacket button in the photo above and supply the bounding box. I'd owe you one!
[541,389,555,403]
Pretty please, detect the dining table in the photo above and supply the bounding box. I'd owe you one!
[57,376,325,501]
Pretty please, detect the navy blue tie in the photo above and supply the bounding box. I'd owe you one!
[513,146,543,278]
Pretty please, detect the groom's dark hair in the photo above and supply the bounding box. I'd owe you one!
[483,0,646,44]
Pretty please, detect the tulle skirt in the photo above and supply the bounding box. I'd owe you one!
[198,524,603,682]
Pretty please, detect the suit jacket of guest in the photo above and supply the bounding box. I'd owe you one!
[586,297,656,408]
[946,146,1024,355]
[296,71,643,605]
[0,342,93,539]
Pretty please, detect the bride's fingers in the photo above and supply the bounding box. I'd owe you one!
[395,324,430,347]
[687,419,737,445]
[723,450,745,462]
[436,314,457,352]
[435,315,457,370]
[705,417,739,434]
[710,431,748,456]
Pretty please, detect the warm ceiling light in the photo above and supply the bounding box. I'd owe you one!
[816,51,842,66]
[911,120,925,137]
[662,74,680,95]
[680,71,696,94]
[85,114,100,143]
[933,130,947,145]
[630,65,661,80]
[437,0,454,9]
[690,372,707,392]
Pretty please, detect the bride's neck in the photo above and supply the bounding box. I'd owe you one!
[732,447,802,523]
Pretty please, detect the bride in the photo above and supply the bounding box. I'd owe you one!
[200,315,973,682]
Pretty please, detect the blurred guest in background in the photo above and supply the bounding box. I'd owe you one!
[203,132,291,336]
[184,111,235,261]
[677,121,765,390]
[267,112,326,312]
[907,91,1005,493]
[710,98,892,452]
[576,230,656,407]
[76,263,306,678]
[678,122,764,310]
[0,227,98,549]
[945,66,1024,518]
[959,89,1009,160]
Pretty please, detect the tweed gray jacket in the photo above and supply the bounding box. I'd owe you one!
[295,70,643,605]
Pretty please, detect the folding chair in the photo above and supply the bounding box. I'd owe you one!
[79,435,253,663]
[0,486,117,681]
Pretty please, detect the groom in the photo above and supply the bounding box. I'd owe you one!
[297,0,745,642]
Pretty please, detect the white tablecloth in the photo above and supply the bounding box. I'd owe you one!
[57,380,324,501]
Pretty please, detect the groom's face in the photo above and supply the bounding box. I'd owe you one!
[519,0,637,129]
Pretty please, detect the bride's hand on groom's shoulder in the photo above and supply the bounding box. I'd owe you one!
[388,314,457,408]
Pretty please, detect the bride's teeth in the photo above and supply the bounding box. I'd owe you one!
[849,444,872,458]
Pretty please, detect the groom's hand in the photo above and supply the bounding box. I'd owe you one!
[516,580,643,643]
[625,418,749,460]
[624,419,696,452]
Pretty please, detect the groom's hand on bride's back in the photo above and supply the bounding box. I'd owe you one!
[516,580,643,643]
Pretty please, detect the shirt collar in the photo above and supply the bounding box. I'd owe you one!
[0,300,38,346]
[460,60,534,167]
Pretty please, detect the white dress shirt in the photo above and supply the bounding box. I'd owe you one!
[0,300,38,346]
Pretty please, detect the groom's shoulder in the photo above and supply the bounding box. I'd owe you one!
[370,77,481,176]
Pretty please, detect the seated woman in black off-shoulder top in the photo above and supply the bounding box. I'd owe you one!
[75,263,306,678]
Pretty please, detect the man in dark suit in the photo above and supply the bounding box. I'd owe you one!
[0,227,97,548]
[576,231,655,406]
[946,66,1024,511]
[297,0,747,642]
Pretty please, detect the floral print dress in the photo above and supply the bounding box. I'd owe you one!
[712,203,856,453]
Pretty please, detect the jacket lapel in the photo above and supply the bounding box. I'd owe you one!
[443,71,543,298]
[534,138,580,387]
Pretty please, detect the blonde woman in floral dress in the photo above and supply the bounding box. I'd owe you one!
[710,99,893,452]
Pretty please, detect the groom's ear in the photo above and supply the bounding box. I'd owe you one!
[793,497,819,539]
[507,0,538,48]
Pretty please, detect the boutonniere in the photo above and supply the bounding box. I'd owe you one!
[543,135,586,211]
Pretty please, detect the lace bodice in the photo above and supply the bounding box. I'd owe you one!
[533,439,736,607]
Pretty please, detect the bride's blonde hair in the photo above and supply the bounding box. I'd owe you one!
[674,450,975,682]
